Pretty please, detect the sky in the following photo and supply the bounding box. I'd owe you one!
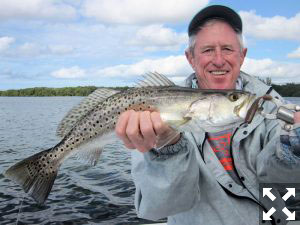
[0,0,300,90]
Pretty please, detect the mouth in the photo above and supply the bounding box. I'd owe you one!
[209,70,229,76]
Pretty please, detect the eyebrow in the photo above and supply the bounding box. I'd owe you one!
[200,44,234,50]
[200,45,215,50]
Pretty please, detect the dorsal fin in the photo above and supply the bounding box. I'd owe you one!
[136,72,175,87]
[56,88,119,137]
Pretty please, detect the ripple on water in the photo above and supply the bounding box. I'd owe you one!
[0,97,161,224]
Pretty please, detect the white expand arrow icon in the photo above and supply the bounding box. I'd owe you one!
[263,207,276,220]
[282,188,295,201]
[282,207,296,220]
[263,188,276,201]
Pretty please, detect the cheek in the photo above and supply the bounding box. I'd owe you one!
[193,56,210,71]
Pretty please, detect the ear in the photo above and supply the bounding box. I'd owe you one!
[185,50,195,71]
[240,48,247,65]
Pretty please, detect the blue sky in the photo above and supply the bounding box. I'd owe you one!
[0,0,300,90]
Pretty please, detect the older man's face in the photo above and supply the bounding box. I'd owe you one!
[186,21,247,89]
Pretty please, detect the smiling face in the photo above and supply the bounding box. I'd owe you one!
[186,20,247,89]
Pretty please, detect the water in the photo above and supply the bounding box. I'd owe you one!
[1,97,300,225]
[0,97,158,225]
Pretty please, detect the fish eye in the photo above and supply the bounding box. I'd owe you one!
[229,93,239,102]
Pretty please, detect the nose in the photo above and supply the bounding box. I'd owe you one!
[212,50,225,67]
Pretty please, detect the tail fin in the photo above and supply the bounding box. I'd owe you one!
[4,149,58,204]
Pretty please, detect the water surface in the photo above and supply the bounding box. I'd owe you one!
[1,97,300,224]
[0,97,158,225]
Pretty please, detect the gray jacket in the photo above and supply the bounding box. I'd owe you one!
[131,72,300,225]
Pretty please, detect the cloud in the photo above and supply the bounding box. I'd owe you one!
[287,46,300,58]
[242,57,300,83]
[48,45,74,55]
[81,0,209,24]
[18,42,41,57]
[128,24,187,51]
[51,66,86,79]
[96,55,193,79]
[0,0,77,21]
[0,36,15,52]
[96,56,300,84]
[240,10,300,40]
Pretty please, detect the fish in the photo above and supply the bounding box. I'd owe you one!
[4,72,256,204]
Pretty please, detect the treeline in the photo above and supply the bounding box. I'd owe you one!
[255,76,300,97]
[272,83,300,97]
[1,83,300,97]
[0,86,130,96]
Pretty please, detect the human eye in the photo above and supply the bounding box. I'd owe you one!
[202,48,214,55]
[222,46,234,55]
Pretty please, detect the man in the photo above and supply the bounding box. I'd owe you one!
[116,5,300,225]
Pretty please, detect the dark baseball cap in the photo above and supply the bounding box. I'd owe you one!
[188,5,242,36]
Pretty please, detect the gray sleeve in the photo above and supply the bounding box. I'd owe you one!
[256,122,300,183]
[131,133,200,221]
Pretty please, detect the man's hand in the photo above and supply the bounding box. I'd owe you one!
[115,110,180,153]
[295,112,300,124]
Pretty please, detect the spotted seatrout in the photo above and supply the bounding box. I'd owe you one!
[4,73,256,204]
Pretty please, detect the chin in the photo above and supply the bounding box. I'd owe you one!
[210,84,233,90]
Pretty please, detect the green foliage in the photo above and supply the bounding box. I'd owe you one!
[1,83,300,97]
[272,83,300,97]
[0,86,130,96]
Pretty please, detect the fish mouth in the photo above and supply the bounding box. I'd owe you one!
[234,94,257,118]
[243,94,259,123]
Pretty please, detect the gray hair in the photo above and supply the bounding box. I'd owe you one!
[187,18,245,56]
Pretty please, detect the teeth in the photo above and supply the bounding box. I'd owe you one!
[211,71,227,75]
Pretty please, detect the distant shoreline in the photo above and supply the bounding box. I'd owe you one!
[0,86,130,97]
[0,84,299,97]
